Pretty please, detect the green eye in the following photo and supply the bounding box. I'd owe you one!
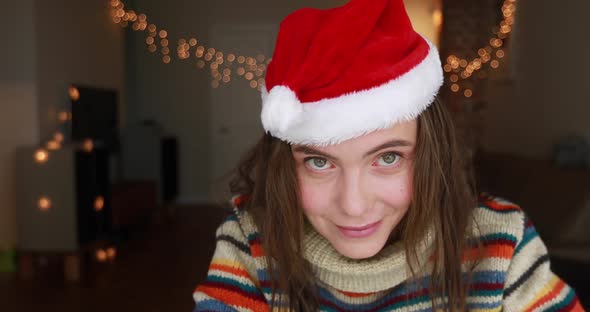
[313,158,327,167]
[377,153,400,166]
[305,157,331,170]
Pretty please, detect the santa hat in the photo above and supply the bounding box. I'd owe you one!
[261,0,443,146]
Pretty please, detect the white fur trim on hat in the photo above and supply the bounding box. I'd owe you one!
[260,39,443,146]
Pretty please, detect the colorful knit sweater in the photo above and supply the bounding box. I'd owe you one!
[193,195,584,311]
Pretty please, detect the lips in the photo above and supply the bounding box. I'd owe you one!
[337,220,382,238]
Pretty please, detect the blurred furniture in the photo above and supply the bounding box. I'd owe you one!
[15,145,112,281]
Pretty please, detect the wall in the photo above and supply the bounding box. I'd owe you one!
[0,0,38,249]
[482,0,590,158]
[35,0,126,142]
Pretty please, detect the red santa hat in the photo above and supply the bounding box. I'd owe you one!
[261,0,443,146]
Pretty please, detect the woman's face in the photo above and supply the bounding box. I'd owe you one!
[292,120,417,259]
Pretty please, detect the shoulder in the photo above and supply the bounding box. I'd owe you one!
[214,195,263,254]
[474,193,525,225]
[471,193,529,246]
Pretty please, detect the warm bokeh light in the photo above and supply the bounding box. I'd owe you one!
[96,249,108,263]
[94,196,105,212]
[58,111,70,123]
[432,9,443,28]
[46,140,61,151]
[38,197,52,211]
[464,89,473,98]
[52,132,64,143]
[68,86,80,101]
[34,149,49,163]
[83,139,94,153]
[451,84,460,92]
[107,247,117,260]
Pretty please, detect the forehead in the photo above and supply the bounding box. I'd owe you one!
[293,119,417,155]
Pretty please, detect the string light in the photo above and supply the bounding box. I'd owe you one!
[107,0,271,89]
[83,139,94,153]
[68,86,80,101]
[106,247,117,260]
[38,197,52,211]
[96,249,108,262]
[94,196,105,212]
[443,0,517,97]
[34,149,49,163]
[46,140,61,151]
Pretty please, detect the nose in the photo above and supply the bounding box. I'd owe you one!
[337,169,370,218]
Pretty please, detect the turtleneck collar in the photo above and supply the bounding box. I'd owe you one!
[302,223,434,293]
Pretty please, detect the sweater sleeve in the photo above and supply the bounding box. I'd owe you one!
[502,213,584,312]
[193,214,270,312]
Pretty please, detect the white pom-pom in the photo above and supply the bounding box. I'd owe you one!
[260,85,303,134]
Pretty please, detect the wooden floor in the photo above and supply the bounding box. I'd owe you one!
[0,204,225,312]
[0,204,588,311]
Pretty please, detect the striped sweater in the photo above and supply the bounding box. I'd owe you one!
[193,195,584,311]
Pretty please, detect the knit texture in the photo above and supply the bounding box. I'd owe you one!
[193,195,584,311]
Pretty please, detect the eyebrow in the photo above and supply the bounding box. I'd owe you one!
[292,139,414,161]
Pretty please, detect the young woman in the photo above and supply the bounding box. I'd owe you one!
[193,0,583,311]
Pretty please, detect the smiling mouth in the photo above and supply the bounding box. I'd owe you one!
[337,220,382,238]
[338,221,381,231]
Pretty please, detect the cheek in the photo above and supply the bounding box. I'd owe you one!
[298,175,332,217]
[373,171,413,209]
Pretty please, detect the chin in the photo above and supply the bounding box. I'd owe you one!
[332,239,387,260]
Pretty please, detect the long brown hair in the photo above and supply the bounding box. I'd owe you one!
[229,98,478,311]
